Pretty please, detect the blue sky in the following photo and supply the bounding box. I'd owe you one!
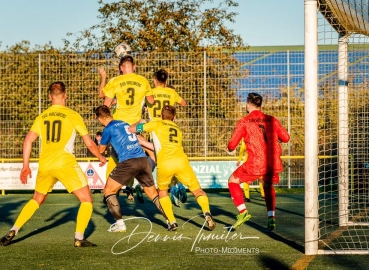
[0,0,304,50]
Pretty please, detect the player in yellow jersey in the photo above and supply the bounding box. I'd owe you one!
[129,105,215,231]
[0,81,106,247]
[237,139,265,202]
[100,55,154,124]
[98,55,155,199]
[136,69,187,203]
[147,69,186,121]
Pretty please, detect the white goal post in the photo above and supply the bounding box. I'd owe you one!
[305,0,369,255]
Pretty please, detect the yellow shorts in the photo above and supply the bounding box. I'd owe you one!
[35,164,88,194]
[157,158,201,192]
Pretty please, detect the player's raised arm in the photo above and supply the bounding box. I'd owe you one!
[103,96,114,108]
[98,68,107,99]
[145,74,154,105]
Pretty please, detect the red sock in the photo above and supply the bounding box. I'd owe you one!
[228,182,246,213]
[263,184,276,215]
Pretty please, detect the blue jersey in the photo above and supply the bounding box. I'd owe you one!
[101,120,146,162]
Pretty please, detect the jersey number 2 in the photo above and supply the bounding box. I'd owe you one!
[169,128,178,143]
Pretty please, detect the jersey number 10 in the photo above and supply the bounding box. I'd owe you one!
[44,120,62,143]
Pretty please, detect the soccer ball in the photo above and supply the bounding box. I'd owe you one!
[114,42,132,58]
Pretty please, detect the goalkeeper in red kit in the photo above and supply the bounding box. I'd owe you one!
[226,93,290,230]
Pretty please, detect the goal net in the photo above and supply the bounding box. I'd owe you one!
[305,0,369,254]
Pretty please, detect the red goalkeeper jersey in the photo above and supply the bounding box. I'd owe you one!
[228,110,290,175]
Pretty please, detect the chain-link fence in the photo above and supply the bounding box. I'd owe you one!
[0,50,305,186]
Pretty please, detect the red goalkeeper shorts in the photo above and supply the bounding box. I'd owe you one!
[233,167,279,185]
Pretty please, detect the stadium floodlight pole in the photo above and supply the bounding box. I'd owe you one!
[304,0,319,255]
[338,34,349,227]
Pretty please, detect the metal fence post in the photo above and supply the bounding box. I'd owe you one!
[204,51,207,159]
[38,54,41,115]
[287,49,291,188]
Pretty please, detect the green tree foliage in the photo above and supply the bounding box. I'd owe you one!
[1,1,251,159]
[61,0,249,156]
[2,40,60,54]
[63,0,247,52]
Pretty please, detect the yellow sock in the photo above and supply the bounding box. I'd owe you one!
[14,199,39,229]
[75,202,93,235]
[159,196,175,223]
[106,156,118,179]
[243,183,250,199]
[196,195,210,214]
[259,182,265,197]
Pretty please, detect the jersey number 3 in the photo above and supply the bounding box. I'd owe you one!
[126,88,135,105]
